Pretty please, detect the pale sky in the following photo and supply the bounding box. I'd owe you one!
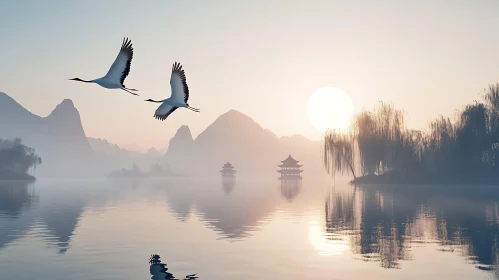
[1,1,499,150]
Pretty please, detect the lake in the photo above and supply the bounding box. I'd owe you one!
[1,177,499,279]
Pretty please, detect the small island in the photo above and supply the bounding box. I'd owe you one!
[323,84,499,185]
[0,138,42,181]
[107,163,176,178]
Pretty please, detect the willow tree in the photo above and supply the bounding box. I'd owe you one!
[322,84,499,182]
[484,83,499,167]
[352,102,405,176]
[354,111,377,176]
[323,130,357,179]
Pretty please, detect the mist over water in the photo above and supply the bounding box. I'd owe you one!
[0,178,498,279]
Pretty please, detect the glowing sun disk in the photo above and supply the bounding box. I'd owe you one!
[307,87,354,133]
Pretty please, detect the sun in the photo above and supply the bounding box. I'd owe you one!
[307,87,354,133]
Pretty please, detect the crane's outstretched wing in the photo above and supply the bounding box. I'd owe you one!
[154,103,178,121]
[104,37,134,86]
[170,62,189,104]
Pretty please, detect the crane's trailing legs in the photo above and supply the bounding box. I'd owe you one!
[187,106,200,112]
[122,88,139,96]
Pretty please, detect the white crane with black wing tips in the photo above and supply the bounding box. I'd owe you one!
[69,37,139,95]
[145,62,200,121]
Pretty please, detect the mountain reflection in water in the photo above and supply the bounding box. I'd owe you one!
[1,179,499,279]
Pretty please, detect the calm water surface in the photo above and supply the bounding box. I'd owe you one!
[1,177,499,279]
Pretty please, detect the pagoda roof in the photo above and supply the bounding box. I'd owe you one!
[281,154,300,164]
[222,162,235,168]
[279,154,303,167]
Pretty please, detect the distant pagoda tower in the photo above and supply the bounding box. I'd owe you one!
[277,154,303,180]
[221,162,237,178]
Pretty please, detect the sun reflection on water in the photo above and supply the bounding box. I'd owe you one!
[308,219,349,256]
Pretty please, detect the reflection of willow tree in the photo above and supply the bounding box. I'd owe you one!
[0,138,42,178]
[325,185,499,272]
[323,84,499,183]
[326,187,414,268]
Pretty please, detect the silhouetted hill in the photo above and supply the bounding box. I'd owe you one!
[44,99,93,154]
[145,147,162,157]
[164,109,327,178]
[88,137,165,173]
[88,137,129,158]
[0,92,40,121]
[0,93,325,178]
[0,92,99,177]
[164,125,195,172]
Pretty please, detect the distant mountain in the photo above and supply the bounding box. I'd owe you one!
[122,143,146,153]
[88,137,129,158]
[0,92,100,177]
[145,148,163,157]
[0,92,326,178]
[164,125,194,172]
[88,137,166,173]
[164,109,327,178]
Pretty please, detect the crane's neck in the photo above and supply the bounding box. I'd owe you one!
[145,99,165,103]
[69,78,93,83]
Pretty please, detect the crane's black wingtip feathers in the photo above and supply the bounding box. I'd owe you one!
[118,37,134,85]
[154,107,178,121]
[171,61,189,102]
[154,114,167,121]
[121,37,132,49]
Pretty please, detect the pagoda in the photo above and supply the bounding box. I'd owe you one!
[277,154,303,180]
[220,162,237,177]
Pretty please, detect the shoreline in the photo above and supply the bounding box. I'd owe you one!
[0,172,36,181]
[350,173,499,186]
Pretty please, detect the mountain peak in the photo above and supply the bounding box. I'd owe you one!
[60,99,75,108]
[48,99,78,119]
[211,109,257,127]
[221,109,251,119]
[165,125,194,160]
[173,125,193,141]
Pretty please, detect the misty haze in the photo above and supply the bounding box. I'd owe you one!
[2,1,499,280]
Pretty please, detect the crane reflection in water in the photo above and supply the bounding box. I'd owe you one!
[149,254,198,280]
